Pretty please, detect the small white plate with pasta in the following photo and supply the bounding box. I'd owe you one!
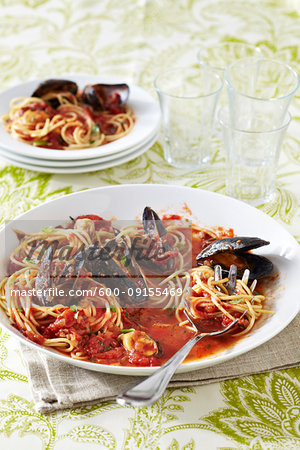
[0,185,299,375]
[0,75,160,161]
[0,129,158,173]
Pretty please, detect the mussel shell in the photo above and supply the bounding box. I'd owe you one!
[197,252,273,280]
[143,206,167,239]
[136,243,176,275]
[35,245,54,306]
[196,236,270,261]
[81,83,129,110]
[241,253,273,280]
[58,251,85,281]
[83,241,148,305]
[141,207,177,274]
[32,79,78,98]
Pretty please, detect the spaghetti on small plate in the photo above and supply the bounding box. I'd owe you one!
[0,76,160,162]
[2,79,135,150]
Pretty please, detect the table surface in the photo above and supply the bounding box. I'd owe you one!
[0,1,300,449]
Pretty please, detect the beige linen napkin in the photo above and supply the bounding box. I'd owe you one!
[21,313,300,414]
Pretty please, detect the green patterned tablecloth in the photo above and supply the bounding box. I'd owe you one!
[0,1,300,449]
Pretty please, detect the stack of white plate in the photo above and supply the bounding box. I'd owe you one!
[0,75,160,173]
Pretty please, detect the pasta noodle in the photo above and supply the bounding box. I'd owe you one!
[0,213,273,367]
[1,85,135,150]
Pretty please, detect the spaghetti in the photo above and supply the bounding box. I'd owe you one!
[0,213,273,367]
[1,83,135,150]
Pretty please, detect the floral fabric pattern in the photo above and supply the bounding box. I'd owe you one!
[0,0,299,448]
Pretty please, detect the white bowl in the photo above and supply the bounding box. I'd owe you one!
[0,75,160,160]
[0,184,299,375]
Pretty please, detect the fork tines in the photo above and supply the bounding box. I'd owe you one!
[214,264,257,295]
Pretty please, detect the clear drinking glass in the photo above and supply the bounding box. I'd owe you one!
[219,107,291,205]
[225,58,299,128]
[154,67,223,169]
[197,42,263,105]
[197,42,262,74]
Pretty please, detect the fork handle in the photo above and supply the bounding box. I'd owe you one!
[116,334,204,407]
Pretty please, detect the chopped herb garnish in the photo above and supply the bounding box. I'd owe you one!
[253,290,260,295]
[120,328,135,334]
[58,136,66,146]
[98,339,104,346]
[207,237,216,242]
[41,226,54,233]
[92,123,100,134]
[110,306,116,313]
[17,308,23,312]
[103,346,112,352]
[167,305,175,316]
[70,305,78,312]
[90,140,95,144]
[177,242,185,251]
[120,255,127,266]
[229,299,242,304]
[33,140,49,146]
[205,344,211,349]
[26,257,35,264]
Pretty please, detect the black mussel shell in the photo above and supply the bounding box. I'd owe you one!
[142,206,167,240]
[136,241,176,276]
[82,240,148,305]
[140,206,176,275]
[196,236,270,261]
[35,245,54,306]
[81,83,129,111]
[32,79,78,98]
[198,251,273,280]
[242,253,273,280]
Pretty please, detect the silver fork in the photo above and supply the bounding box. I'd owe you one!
[116,267,256,407]
[214,265,256,294]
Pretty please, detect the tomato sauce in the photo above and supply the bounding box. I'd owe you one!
[126,308,240,365]
[9,217,248,367]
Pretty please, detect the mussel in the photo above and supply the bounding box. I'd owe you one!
[81,83,129,111]
[81,235,149,306]
[137,207,177,275]
[143,206,167,240]
[32,79,78,98]
[196,236,273,280]
[35,245,54,306]
[35,243,84,306]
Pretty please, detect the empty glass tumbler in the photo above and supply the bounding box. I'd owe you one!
[197,42,263,74]
[154,67,223,169]
[225,58,299,129]
[219,107,291,205]
[197,42,262,106]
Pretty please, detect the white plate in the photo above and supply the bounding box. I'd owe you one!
[0,127,159,168]
[0,133,156,173]
[0,185,299,375]
[0,75,160,160]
